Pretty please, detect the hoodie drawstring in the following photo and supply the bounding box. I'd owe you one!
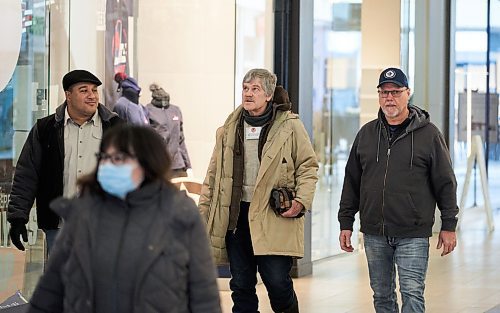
[410,131,414,169]
[376,124,381,163]
[378,123,414,169]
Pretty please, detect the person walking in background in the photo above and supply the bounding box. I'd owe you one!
[199,68,318,313]
[7,69,122,253]
[112,72,149,125]
[338,67,459,313]
[27,124,221,313]
[146,83,192,178]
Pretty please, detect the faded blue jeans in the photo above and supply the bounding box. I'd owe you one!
[43,229,59,255]
[364,234,429,313]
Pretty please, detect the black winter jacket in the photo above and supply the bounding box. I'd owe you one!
[7,103,122,229]
[339,105,459,237]
[27,183,221,313]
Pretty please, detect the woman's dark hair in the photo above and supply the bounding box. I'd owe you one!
[78,124,171,195]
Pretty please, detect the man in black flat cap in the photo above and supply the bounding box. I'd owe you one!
[7,69,122,254]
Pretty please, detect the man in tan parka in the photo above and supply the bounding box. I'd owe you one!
[199,68,318,313]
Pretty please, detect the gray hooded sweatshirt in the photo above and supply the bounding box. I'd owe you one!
[339,105,459,237]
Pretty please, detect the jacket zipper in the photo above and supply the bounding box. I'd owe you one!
[380,129,408,235]
[111,204,131,312]
[381,148,390,235]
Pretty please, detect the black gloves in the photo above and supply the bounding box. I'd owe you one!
[9,220,28,251]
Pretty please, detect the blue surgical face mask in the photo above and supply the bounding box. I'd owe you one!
[97,163,140,199]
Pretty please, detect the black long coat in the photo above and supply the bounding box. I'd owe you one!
[27,183,221,313]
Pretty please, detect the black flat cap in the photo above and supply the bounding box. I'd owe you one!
[62,70,102,91]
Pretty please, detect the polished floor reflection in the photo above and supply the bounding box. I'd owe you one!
[220,207,500,313]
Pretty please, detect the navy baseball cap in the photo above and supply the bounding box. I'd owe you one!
[62,70,102,91]
[377,68,408,88]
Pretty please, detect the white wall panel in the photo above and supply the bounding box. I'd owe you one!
[137,0,236,179]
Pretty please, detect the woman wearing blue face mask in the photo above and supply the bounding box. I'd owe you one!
[26,124,222,313]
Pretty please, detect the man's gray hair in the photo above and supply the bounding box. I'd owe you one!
[242,68,277,97]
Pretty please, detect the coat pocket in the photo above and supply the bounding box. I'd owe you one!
[360,188,383,225]
[278,150,295,188]
[383,190,420,226]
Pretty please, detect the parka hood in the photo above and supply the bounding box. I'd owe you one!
[272,85,292,112]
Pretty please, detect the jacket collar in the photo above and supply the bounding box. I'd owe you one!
[223,105,244,128]
[265,110,294,140]
[255,111,297,187]
[377,104,430,133]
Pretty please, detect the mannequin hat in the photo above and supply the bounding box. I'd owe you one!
[150,83,170,102]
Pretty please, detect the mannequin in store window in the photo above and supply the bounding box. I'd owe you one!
[146,83,192,178]
[113,72,149,125]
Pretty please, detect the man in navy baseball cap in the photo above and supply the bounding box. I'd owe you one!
[376,67,411,125]
[377,67,408,88]
[62,69,102,91]
[339,65,459,313]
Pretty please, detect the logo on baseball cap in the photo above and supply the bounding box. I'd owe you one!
[377,68,408,88]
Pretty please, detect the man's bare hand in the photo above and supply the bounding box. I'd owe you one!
[437,230,457,256]
[281,200,304,218]
[339,230,354,252]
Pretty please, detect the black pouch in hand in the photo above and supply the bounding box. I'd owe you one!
[269,187,304,218]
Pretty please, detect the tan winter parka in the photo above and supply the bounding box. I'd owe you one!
[199,105,318,264]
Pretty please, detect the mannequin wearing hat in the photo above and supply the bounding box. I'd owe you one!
[146,84,192,178]
[113,72,149,125]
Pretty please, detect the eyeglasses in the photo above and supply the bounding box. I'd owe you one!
[378,88,408,98]
[95,152,135,164]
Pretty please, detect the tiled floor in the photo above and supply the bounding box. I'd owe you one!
[220,206,500,313]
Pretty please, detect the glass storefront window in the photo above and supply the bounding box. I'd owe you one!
[2,0,277,301]
[1,0,49,301]
[311,0,362,261]
[400,0,415,90]
[452,0,500,217]
[234,0,274,107]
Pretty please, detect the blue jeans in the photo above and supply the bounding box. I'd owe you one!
[225,202,297,313]
[43,229,59,256]
[364,234,429,313]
